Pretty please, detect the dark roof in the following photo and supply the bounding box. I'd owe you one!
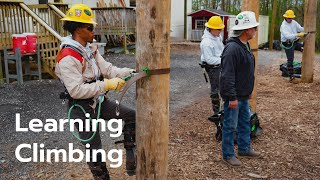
[187,9,233,17]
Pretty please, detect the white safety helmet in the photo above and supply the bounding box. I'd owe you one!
[232,11,259,31]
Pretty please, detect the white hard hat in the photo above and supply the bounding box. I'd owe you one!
[232,11,259,31]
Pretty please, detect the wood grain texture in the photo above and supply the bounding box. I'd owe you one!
[136,0,171,179]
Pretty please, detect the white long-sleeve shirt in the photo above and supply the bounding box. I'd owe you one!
[280,19,304,42]
[200,29,224,65]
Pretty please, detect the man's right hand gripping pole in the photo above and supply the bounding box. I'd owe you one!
[104,78,125,92]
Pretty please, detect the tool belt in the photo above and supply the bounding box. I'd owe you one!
[59,77,103,102]
[281,39,298,47]
[199,62,220,69]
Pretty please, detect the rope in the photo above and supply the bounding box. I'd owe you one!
[280,40,295,50]
[67,95,103,142]
[67,67,170,142]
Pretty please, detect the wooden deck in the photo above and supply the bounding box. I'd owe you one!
[0,2,137,79]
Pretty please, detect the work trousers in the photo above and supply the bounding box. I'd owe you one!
[283,40,303,68]
[68,97,135,179]
[205,65,221,114]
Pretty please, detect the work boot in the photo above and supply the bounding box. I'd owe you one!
[123,121,136,176]
[208,114,220,123]
[238,149,261,158]
[208,113,223,141]
[287,66,295,81]
[211,93,221,115]
[223,156,242,166]
[92,172,110,180]
[126,148,136,176]
[88,162,110,180]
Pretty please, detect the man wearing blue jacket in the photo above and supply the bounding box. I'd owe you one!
[220,11,261,166]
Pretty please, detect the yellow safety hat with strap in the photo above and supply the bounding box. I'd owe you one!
[205,16,225,30]
[283,9,296,19]
[61,4,97,24]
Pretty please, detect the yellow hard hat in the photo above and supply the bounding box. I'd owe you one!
[205,16,225,30]
[61,4,97,24]
[283,9,296,18]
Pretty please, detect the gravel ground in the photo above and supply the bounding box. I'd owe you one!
[0,43,319,179]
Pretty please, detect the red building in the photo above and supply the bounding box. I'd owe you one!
[187,9,234,42]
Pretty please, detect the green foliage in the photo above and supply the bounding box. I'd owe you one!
[192,0,241,14]
[192,0,320,51]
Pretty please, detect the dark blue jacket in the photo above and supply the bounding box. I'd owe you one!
[219,37,255,101]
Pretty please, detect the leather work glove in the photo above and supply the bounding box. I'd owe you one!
[297,32,306,38]
[104,78,125,92]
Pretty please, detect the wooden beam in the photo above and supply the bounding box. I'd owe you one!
[48,3,66,18]
[241,0,259,112]
[301,0,317,83]
[136,0,171,179]
[19,2,62,41]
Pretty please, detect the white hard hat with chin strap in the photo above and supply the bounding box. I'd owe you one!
[232,11,260,31]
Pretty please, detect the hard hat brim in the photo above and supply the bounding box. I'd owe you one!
[283,14,296,18]
[231,22,260,31]
[205,22,225,30]
[61,17,97,25]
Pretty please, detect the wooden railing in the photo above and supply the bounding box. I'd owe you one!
[0,1,63,77]
[28,3,68,37]
[0,2,137,78]
[92,7,136,46]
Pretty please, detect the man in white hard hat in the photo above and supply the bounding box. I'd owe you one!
[219,11,261,166]
[280,9,305,79]
[200,16,225,130]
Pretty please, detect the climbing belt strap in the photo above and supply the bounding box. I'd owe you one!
[116,68,170,115]
[304,31,316,42]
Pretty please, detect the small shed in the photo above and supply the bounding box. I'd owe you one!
[187,9,233,42]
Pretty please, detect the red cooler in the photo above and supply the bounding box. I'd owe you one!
[23,33,37,53]
[12,34,27,54]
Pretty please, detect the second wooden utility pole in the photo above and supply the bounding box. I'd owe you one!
[269,0,277,50]
[136,0,171,179]
[241,0,259,112]
[301,0,317,83]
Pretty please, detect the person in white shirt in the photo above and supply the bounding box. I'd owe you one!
[280,9,305,78]
[200,16,225,121]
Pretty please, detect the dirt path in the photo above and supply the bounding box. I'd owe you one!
[1,44,319,179]
[168,57,320,179]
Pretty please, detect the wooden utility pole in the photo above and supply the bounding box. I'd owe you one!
[184,0,187,39]
[136,0,171,179]
[269,0,277,50]
[301,0,317,83]
[241,0,259,112]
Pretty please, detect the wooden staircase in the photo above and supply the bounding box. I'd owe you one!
[0,1,67,78]
[0,1,136,79]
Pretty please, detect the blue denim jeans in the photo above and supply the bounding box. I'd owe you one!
[222,100,251,160]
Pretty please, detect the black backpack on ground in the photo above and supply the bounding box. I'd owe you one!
[280,62,302,78]
[208,110,263,142]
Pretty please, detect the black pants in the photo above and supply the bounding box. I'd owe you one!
[205,65,221,114]
[68,97,135,179]
[283,40,303,68]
